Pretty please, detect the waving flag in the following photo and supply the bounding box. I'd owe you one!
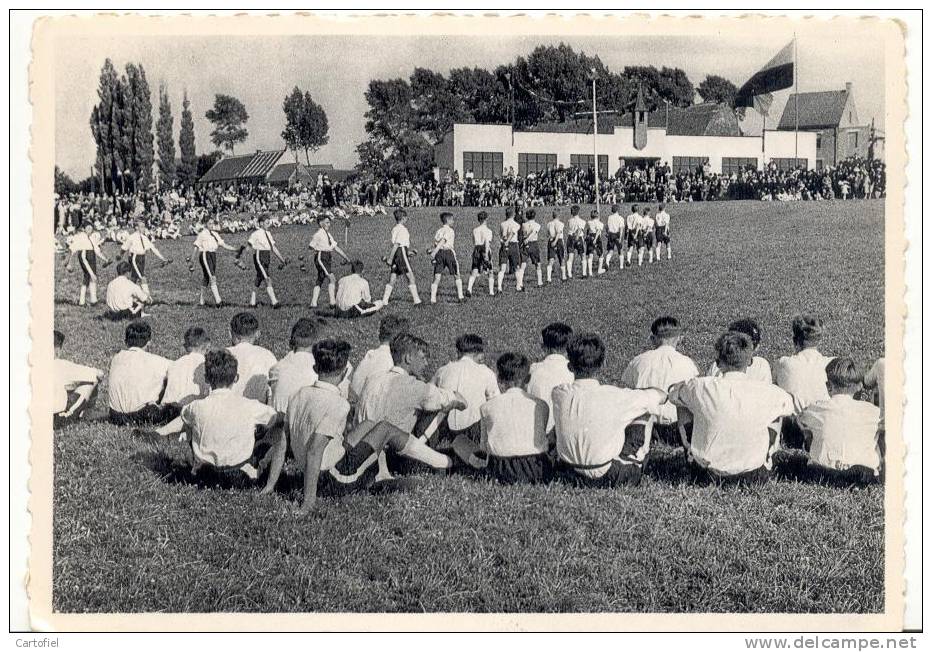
[734,40,794,108]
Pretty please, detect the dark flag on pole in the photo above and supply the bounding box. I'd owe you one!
[734,40,794,108]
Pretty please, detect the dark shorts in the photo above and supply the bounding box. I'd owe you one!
[108,402,181,427]
[315,250,333,284]
[689,464,771,487]
[432,249,460,275]
[585,236,603,256]
[499,242,521,271]
[322,440,380,494]
[643,231,655,248]
[635,232,646,249]
[606,232,622,252]
[390,247,414,276]
[199,250,217,286]
[254,250,272,286]
[192,427,272,488]
[79,250,97,284]
[522,241,541,265]
[129,254,146,281]
[803,463,880,486]
[656,227,670,244]
[105,307,142,321]
[626,231,638,248]
[781,416,806,450]
[558,458,643,488]
[336,301,380,318]
[568,235,585,255]
[487,452,552,485]
[547,239,565,263]
[53,385,100,429]
[471,245,492,272]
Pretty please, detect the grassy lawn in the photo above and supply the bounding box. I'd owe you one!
[52,199,885,613]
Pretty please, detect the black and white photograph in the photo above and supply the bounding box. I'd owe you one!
[15,10,917,634]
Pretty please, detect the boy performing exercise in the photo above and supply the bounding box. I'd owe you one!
[65,223,110,306]
[192,218,236,307]
[640,207,656,265]
[287,338,458,513]
[545,209,567,283]
[466,211,495,297]
[309,215,351,309]
[496,206,522,293]
[654,203,672,260]
[584,209,606,276]
[604,204,625,270]
[119,220,170,298]
[429,212,464,304]
[565,205,587,278]
[381,208,422,306]
[105,261,151,319]
[237,214,286,308]
[335,260,384,317]
[517,208,544,289]
[625,204,641,266]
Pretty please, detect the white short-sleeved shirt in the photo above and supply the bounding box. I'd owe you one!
[54,358,101,413]
[585,218,604,237]
[108,347,171,413]
[105,276,148,312]
[521,221,541,243]
[358,366,456,432]
[774,348,834,412]
[336,274,372,311]
[864,358,886,424]
[527,353,574,432]
[431,356,499,431]
[546,219,565,241]
[472,224,494,247]
[553,379,666,478]
[708,357,773,385]
[69,232,101,253]
[269,350,317,414]
[309,228,337,252]
[668,372,795,475]
[480,387,549,458]
[162,351,208,406]
[798,394,882,474]
[193,228,225,252]
[183,388,279,468]
[625,213,640,230]
[567,216,586,236]
[227,341,277,402]
[286,381,352,470]
[434,224,455,250]
[248,229,275,251]
[500,218,520,244]
[655,211,671,228]
[642,216,656,231]
[350,344,393,402]
[606,213,624,234]
[391,223,411,247]
[620,345,700,424]
[122,232,154,255]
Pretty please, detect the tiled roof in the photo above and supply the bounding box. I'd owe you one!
[198,150,285,184]
[777,90,848,129]
[267,162,314,184]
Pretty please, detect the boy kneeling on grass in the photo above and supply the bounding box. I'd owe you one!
[135,349,286,493]
[286,338,458,513]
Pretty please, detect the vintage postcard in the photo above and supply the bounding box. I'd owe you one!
[25,11,909,631]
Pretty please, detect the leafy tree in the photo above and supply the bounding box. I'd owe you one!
[124,63,155,189]
[623,65,695,109]
[282,87,330,165]
[196,150,223,178]
[89,58,125,195]
[522,44,611,121]
[410,67,468,143]
[54,166,78,195]
[448,67,510,125]
[156,83,176,188]
[205,94,249,154]
[697,74,745,118]
[177,89,198,186]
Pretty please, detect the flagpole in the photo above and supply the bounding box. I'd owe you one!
[591,68,600,215]
[794,33,799,158]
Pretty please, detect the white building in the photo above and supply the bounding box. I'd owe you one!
[434,91,816,180]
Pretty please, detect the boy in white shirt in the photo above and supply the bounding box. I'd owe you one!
[118,220,169,298]
[53,330,103,428]
[639,207,656,265]
[226,312,277,402]
[527,322,575,434]
[237,213,286,308]
[707,318,773,384]
[431,334,499,446]
[349,314,410,402]
[107,320,179,426]
[604,204,625,270]
[496,206,522,292]
[624,204,641,266]
[584,210,606,276]
[65,223,110,307]
[309,215,351,309]
[381,209,422,306]
[269,317,319,413]
[105,261,151,319]
[192,218,235,307]
[565,205,587,279]
[798,357,882,484]
[466,211,495,297]
[863,357,886,430]
[545,209,567,283]
[335,260,383,318]
[517,209,544,289]
[429,212,464,304]
[552,333,667,488]
[162,326,210,406]
[654,203,672,260]
[774,313,833,448]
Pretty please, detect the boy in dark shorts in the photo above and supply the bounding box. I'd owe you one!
[517,208,544,289]
[496,206,522,293]
[429,212,464,304]
[545,209,567,283]
[565,205,587,278]
[309,215,351,309]
[237,213,286,308]
[381,208,422,306]
[466,211,495,297]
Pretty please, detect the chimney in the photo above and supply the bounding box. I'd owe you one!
[845,82,853,95]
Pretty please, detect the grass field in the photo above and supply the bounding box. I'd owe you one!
[52,199,885,614]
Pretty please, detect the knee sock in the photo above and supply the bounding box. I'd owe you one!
[430,282,439,303]
[199,288,206,306]
[497,269,505,292]
[536,266,543,286]
[142,281,151,298]
[567,256,574,278]
[455,278,464,300]
[409,283,421,304]
[488,274,495,294]
[210,281,221,304]
[382,283,393,304]
[311,286,321,307]
[89,282,97,304]
[516,266,526,290]
[546,263,553,283]
[267,285,278,305]
[79,286,86,306]
[327,284,336,306]
[466,275,476,294]
[667,245,672,259]
[250,290,257,306]
[399,436,452,469]
[561,263,567,280]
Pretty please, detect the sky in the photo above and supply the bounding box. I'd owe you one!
[53,28,886,179]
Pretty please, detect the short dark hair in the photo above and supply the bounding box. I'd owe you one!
[289,317,318,349]
[456,333,484,355]
[440,211,453,224]
[317,215,331,225]
[230,312,259,338]
[728,318,762,348]
[53,330,64,348]
[659,203,666,210]
[651,316,682,340]
[611,203,620,212]
[496,352,530,385]
[116,260,132,276]
[589,209,598,218]
[204,349,238,389]
[505,206,514,218]
[825,356,863,389]
[525,208,536,221]
[541,322,574,351]
[570,204,580,216]
[477,211,488,223]
[715,331,753,369]
[390,333,429,364]
[183,326,210,350]
[792,313,824,346]
[351,260,365,274]
[393,208,407,222]
[257,213,270,223]
[567,333,605,376]
[313,338,353,376]
[125,320,152,348]
[631,204,639,212]
[378,314,410,343]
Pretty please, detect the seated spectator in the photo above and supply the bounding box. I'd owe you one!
[431,333,499,446]
[527,322,575,434]
[105,261,150,319]
[107,320,179,426]
[349,314,411,403]
[162,326,210,407]
[53,329,103,428]
[707,318,773,384]
[226,312,277,402]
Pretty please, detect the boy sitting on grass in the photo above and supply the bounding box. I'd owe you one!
[431,333,499,447]
[108,320,179,426]
[797,357,883,485]
[136,349,286,493]
[161,326,211,407]
[334,260,384,318]
[53,329,104,428]
[286,338,458,513]
[105,261,151,319]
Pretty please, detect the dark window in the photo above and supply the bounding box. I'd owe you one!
[463,151,503,180]
[671,156,709,175]
[570,154,609,176]
[816,159,824,170]
[518,153,557,177]
[848,131,859,150]
[816,133,823,149]
[771,158,808,171]
[721,157,758,175]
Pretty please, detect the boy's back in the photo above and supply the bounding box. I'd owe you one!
[227,341,277,402]
[183,388,278,469]
[432,357,499,431]
[798,394,881,473]
[108,348,171,413]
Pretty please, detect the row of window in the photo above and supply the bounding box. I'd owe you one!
[463,152,813,178]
